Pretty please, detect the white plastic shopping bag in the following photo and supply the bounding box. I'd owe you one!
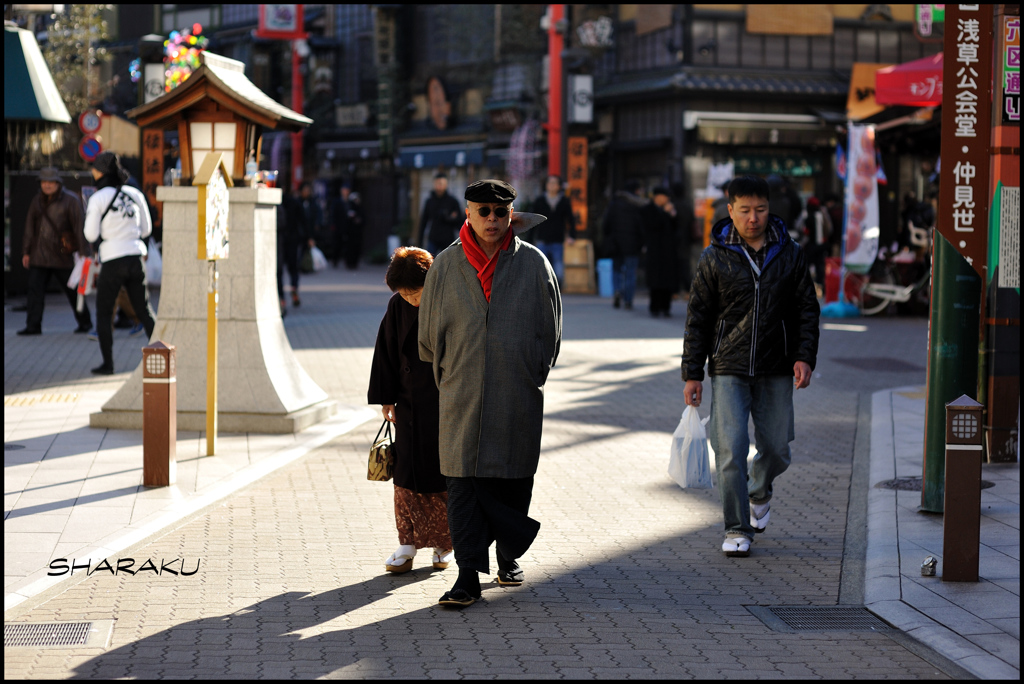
[310,245,328,272]
[67,253,86,290]
[145,239,162,286]
[668,406,713,489]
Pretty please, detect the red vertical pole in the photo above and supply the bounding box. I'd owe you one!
[547,4,565,178]
[291,38,304,191]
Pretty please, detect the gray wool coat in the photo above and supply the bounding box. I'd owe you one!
[418,234,562,479]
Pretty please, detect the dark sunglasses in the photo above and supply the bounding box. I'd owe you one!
[476,206,510,218]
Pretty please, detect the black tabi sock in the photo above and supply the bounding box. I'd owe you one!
[452,567,480,596]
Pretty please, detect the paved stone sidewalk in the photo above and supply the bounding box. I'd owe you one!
[1,264,982,678]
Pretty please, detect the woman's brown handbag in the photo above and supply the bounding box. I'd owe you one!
[367,420,394,481]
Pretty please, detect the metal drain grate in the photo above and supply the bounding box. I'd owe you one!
[747,606,894,633]
[4,620,113,648]
[5,622,91,647]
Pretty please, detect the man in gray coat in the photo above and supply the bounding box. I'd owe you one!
[419,179,562,607]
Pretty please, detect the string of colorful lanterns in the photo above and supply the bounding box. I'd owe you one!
[128,23,209,92]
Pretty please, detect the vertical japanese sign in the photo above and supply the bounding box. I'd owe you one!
[141,128,163,233]
[1002,16,1020,123]
[842,123,880,274]
[939,4,993,278]
[567,136,588,236]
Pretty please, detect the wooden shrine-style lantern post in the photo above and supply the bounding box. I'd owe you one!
[91,53,336,435]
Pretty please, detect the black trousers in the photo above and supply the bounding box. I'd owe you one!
[649,288,673,314]
[26,266,91,331]
[445,476,539,574]
[95,255,156,369]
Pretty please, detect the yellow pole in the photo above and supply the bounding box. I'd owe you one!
[206,260,217,455]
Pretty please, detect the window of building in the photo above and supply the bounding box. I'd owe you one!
[856,29,878,62]
[716,21,740,67]
[741,30,764,68]
[834,27,855,69]
[878,30,900,63]
[788,35,810,70]
[764,35,787,68]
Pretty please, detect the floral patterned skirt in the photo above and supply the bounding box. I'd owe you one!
[394,485,452,549]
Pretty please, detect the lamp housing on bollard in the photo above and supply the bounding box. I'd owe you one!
[142,341,177,487]
[942,394,984,582]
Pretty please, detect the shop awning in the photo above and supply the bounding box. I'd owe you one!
[875,53,943,107]
[397,142,485,169]
[4,24,71,123]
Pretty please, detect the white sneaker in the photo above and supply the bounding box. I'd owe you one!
[750,501,770,533]
[722,535,751,557]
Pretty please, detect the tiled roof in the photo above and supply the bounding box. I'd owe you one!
[596,68,848,102]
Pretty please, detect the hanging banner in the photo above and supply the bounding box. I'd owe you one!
[842,123,880,275]
[567,136,588,235]
[938,3,993,278]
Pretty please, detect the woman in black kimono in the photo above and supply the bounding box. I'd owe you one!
[367,247,453,573]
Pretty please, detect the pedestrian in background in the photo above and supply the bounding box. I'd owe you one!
[682,175,820,557]
[368,246,454,574]
[281,182,317,308]
[793,196,832,286]
[418,172,462,256]
[670,181,694,296]
[530,175,576,286]
[419,179,562,608]
[18,167,93,336]
[83,152,157,375]
[601,179,647,310]
[642,187,680,318]
[341,191,365,270]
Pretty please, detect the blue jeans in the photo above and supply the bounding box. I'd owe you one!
[535,241,564,283]
[613,255,639,305]
[708,374,794,539]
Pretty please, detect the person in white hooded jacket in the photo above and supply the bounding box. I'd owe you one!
[83,152,157,375]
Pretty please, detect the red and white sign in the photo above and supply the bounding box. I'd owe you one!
[256,5,306,40]
[78,110,102,135]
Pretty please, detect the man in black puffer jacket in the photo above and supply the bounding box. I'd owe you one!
[681,175,820,558]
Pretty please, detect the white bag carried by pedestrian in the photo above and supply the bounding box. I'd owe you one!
[67,253,86,290]
[668,406,713,489]
[145,239,162,286]
[310,245,328,272]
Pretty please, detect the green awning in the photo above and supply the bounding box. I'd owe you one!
[4,24,71,123]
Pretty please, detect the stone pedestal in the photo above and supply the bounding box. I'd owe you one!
[90,186,336,433]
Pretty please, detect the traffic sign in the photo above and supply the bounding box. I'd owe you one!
[79,135,103,163]
[78,110,102,135]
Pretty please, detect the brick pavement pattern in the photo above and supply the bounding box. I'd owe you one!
[4,266,950,679]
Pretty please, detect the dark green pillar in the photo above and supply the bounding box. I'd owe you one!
[922,231,982,512]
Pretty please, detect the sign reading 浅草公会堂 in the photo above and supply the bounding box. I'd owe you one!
[938,4,993,279]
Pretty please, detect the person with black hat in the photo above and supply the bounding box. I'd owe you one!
[83,151,157,375]
[418,172,462,256]
[418,178,562,607]
[18,167,93,335]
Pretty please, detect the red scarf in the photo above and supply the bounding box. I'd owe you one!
[460,220,513,302]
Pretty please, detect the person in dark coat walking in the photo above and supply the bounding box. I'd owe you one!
[418,173,462,255]
[601,180,647,309]
[18,167,93,335]
[332,184,365,269]
[643,187,680,317]
[419,179,562,608]
[368,247,453,574]
[281,183,318,307]
[530,175,576,285]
